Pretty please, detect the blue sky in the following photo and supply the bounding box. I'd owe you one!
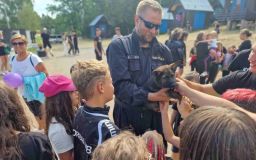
[33,0,54,17]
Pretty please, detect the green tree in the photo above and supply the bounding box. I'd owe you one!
[94,0,139,35]
[17,3,41,31]
[41,14,55,32]
[47,0,99,36]
[0,0,32,29]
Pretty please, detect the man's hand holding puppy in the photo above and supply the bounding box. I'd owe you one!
[148,88,170,102]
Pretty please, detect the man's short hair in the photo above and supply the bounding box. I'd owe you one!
[71,60,109,100]
[222,88,256,113]
[136,0,162,17]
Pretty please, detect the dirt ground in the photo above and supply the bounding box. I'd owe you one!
[43,26,255,159]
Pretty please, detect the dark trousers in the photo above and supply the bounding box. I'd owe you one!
[95,50,102,61]
[113,102,167,149]
[74,45,79,54]
[68,45,74,55]
[206,62,219,83]
[190,60,197,71]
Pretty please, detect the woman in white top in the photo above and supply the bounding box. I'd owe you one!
[39,74,79,160]
[10,33,48,130]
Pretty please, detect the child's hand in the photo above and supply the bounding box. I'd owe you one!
[175,78,190,96]
[177,96,193,119]
[159,100,169,113]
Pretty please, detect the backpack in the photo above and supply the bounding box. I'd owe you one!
[11,54,35,67]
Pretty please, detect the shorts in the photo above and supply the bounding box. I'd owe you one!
[24,99,42,118]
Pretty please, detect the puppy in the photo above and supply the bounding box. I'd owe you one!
[144,62,182,111]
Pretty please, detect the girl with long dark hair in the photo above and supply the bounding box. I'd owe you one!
[39,74,79,160]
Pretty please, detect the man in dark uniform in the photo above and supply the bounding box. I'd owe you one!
[107,0,174,136]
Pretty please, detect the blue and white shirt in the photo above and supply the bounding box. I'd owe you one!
[73,105,119,160]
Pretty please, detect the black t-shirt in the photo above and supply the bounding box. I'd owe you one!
[238,40,252,52]
[94,36,103,52]
[41,33,50,42]
[228,49,251,72]
[18,132,55,160]
[213,70,256,94]
[195,42,209,73]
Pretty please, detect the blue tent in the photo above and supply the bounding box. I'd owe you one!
[170,0,214,30]
[160,8,174,33]
[89,14,110,38]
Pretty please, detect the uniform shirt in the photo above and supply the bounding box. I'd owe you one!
[213,69,256,94]
[73,105,119,160]
[107,31,174,108]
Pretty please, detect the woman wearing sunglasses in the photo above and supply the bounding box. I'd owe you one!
[10,33,48,130]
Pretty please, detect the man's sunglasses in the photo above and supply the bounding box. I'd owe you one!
[139,16,160,30]
[12,42,25,46]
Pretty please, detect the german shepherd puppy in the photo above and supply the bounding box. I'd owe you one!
[144,62,182,111]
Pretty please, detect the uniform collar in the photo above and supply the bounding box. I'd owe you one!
[82,105,110,117]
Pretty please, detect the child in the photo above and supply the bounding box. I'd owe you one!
[92,131,149,160]
[0,82,56,160]
[222,45,236,77]
[180,107,256,160]
[71,60,120,160]
[201,31,218,78]
[142,130,166,160]
[39,75,79,160]
[170,72,199,156]
[206,41,224,84]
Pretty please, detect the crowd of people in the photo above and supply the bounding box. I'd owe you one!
[1,0,256,160]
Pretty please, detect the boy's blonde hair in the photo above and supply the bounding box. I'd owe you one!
[92,131,149,160]
[136,0,162,17]
[71,60,110,99]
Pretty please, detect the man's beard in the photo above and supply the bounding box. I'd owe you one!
[138,33,153,45]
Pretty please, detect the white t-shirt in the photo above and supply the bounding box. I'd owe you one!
[10,53,42,76]
[48,118,74,157]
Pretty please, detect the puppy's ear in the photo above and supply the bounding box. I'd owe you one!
[169,60,181,72]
